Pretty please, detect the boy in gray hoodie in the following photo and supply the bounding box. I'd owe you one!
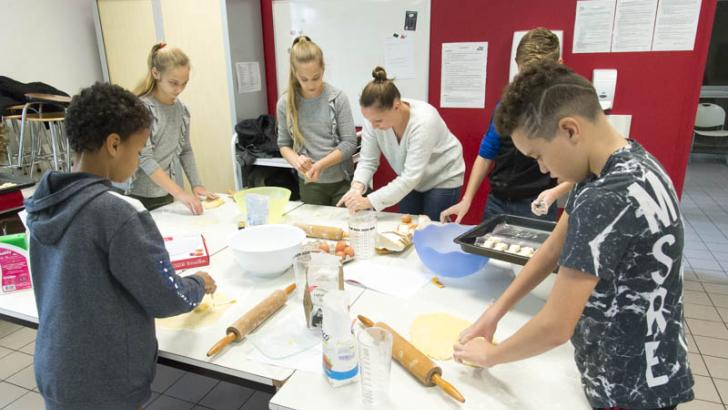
[24,82,217,410]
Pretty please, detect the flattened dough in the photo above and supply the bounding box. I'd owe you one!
[203,197,224,209]
[156,293,236,329]
[410,313,471,360]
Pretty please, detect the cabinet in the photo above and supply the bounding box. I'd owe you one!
[94,0,268,192]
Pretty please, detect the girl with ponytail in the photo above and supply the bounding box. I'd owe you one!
[277,36,357,205]
[129,42,215,215]
[337,66,465,221]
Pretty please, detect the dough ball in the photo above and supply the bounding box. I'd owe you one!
[507,244,521,254]
[494,242,508,251]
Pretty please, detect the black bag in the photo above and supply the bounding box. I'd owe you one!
[234,114,280,156]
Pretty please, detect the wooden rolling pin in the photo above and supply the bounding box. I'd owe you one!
[294,223,347,240]
[207,283,295,357]
[358,315,465,403]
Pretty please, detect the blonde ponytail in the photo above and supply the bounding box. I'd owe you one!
[286,35,324,151]
[134,42,190,97]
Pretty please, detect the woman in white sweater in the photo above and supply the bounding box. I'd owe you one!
[338,67,465,220]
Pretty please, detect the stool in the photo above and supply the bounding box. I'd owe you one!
[2,93,71,177]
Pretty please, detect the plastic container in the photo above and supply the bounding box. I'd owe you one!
[413,224,489,277]
[357,326,392,406]
[322,290,359,387]
[348,210,377,259]
[0,233,31,294]
[233,187,291,224]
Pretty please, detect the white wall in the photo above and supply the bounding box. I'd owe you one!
[0,0,102,95]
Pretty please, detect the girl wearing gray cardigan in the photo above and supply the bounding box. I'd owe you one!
[277,36,357,206]
[129,43,216,215]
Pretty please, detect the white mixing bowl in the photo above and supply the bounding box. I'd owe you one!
[228,224,306,277]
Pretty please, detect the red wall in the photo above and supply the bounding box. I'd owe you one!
[261,0,716,224]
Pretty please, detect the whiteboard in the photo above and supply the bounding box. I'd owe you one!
[272,0,431,126]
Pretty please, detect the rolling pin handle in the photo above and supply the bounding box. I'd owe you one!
[284,283,296,295]
[206,332,236,357]
[432,374,465,403]
[357,315,374,327]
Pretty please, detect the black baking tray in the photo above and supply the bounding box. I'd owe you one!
[453,214,557,266]
[0,173,35,194]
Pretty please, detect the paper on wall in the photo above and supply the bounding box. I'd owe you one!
[611,0,658,52]
[573,0,616,54]
[652,0,702,51]
[235,62,262,94]
[384,36,416,80]
[440,42,487,109]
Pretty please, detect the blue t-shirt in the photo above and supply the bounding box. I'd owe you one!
[561,141,693,408]
[478,117,501,160]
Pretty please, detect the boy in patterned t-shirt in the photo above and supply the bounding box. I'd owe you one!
[453,62,694,410]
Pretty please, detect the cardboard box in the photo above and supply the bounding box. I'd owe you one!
[163,234,210,271]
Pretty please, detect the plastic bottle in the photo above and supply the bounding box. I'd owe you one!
[321,290,359,386]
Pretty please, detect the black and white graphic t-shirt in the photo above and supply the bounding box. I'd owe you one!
[560,141,693,408]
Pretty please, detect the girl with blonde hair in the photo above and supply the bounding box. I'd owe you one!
[129,42,215,215]
[277,36,357,205]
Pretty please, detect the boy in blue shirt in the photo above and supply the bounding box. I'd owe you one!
[25,82,216,410]
[454,63,693,409]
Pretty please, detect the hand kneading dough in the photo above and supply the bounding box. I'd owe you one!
[157,292,236,329]
[409,313,472,360]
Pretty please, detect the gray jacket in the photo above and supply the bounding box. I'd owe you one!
[277,83,357,183]
[129,95,203,198]
[25,172,205,410]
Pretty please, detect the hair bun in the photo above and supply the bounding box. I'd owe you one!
[372,66,388,82]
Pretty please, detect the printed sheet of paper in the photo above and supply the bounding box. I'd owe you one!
[573,0,616,53]
[235,62,262,94]
[440,42,488,108]
[384,36,416,80]
[652,0,702,51]
[611,0,658,52]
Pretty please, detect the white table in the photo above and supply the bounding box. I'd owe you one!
[0,200,590,408]
[270,207,590,410]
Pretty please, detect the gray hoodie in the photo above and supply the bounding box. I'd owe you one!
[24,172,205,410]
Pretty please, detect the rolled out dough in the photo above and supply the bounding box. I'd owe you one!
[409,313,472,360]
[156,293,236,330]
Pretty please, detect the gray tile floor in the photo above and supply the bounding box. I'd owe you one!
[2,161,728,409]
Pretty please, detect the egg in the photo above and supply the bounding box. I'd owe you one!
[335,250,346,259]
[335,241,347,252]
[318,242,331,253]
[344,246,354,257]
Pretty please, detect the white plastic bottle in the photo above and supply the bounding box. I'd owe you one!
[322,290,359,386]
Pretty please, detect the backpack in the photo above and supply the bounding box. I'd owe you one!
[234,114,280,156]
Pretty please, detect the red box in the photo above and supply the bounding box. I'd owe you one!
[163,234,210,271]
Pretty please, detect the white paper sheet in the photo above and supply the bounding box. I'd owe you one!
[440,42,488,108]
[652,0,702,51]
[235,62,262,94]
[611,0,658,52]
[509,30,564,82]
[573,0,616,54]
[247,342,323,374]
[344,259,431,299]
[384,36,416,80]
